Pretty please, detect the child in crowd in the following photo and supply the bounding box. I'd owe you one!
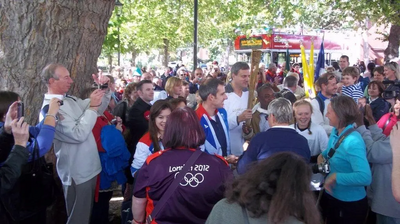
[341,66,364,103]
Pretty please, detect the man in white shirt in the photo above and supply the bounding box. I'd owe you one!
[40,63,111,224]
[311,72,338,136]
[223,62,252,156]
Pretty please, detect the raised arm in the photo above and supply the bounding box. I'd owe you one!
[0,118,29,195]
[391,122,400,202]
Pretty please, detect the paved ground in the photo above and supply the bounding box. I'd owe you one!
[109,190,123,224]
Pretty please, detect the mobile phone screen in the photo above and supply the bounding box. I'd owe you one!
[17,102,24,119]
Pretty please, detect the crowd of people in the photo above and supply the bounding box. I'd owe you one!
[0,57,400,224]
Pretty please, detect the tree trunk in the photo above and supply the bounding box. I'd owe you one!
[0,0,115,124]
[131,48,137,67]
[163,38,169,67]
[384,24,400,62]
[108,53,113,73]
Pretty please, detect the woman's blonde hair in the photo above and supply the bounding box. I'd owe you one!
[385,61,400,80]
[293,99,313,134]
[165,77,183,96]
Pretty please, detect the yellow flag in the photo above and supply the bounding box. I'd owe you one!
[300,42,316,98]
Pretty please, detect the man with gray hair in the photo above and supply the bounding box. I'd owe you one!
[236,97,310,174]
[266,63,278,83]
[39,63,111,224]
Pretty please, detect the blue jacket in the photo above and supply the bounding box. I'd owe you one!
[237,127,310,175]
[322,125,372,202]
[0,122,55,164]
[99,125,131,190]
[196,105,230,156]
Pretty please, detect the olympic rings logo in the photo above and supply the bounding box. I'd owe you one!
[174,172,204,188]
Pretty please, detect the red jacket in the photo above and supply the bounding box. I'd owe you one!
[92,111,125,152]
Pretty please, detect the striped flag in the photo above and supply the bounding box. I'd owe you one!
[314,37,325,80]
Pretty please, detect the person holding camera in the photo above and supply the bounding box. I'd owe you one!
[0,117,30,195]
[318,95,371,224]
[377,95,400,136]
[76,87,130,224]
[0,92,60,164]
[0,92,60,223]
[40,63,111,224]
[355,104,400,223]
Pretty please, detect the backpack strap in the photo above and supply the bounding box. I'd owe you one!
[316,95,325,115]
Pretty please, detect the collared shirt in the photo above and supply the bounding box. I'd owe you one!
[209,115,228,156]
[317,91,329,101]
[271,125,295,130]
[252,103,270,133]
[196,104,230,156]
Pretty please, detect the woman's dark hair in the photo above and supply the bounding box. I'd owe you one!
[372,66,384,78]
[330,95,359,129]
[226,152,320,224]
[162,107,205,149]
[0,91,20,121]
[367,81,385,97]
[367,62,376,73]
[169,97,187,111]
[149,100,172,152]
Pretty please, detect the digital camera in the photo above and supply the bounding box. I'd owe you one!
[312,161,330,174]
[382,80,400,99]
[93,83,109,90]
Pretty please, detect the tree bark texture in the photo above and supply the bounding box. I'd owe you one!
[0,0,115,124]
[384,24,400,61]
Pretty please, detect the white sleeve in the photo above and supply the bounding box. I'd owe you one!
[54,101,98,144]
[224,95,239,130]
[310,99,333,135]
[317,125,329,152]
[131,142,151,174]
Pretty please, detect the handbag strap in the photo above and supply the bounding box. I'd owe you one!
[241,206,250,224]
[327,128,355,159]
[147,149,203,223]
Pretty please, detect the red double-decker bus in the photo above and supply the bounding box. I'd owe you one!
[234,32,352,66]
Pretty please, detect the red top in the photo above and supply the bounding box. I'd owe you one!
[377,112,399,136]
[92,110,125,152]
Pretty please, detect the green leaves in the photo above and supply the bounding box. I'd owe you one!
[101,0,400,64]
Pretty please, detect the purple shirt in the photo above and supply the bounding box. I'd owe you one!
[133,148,233,224]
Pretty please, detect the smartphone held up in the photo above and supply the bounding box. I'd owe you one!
[17,102,24,119]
